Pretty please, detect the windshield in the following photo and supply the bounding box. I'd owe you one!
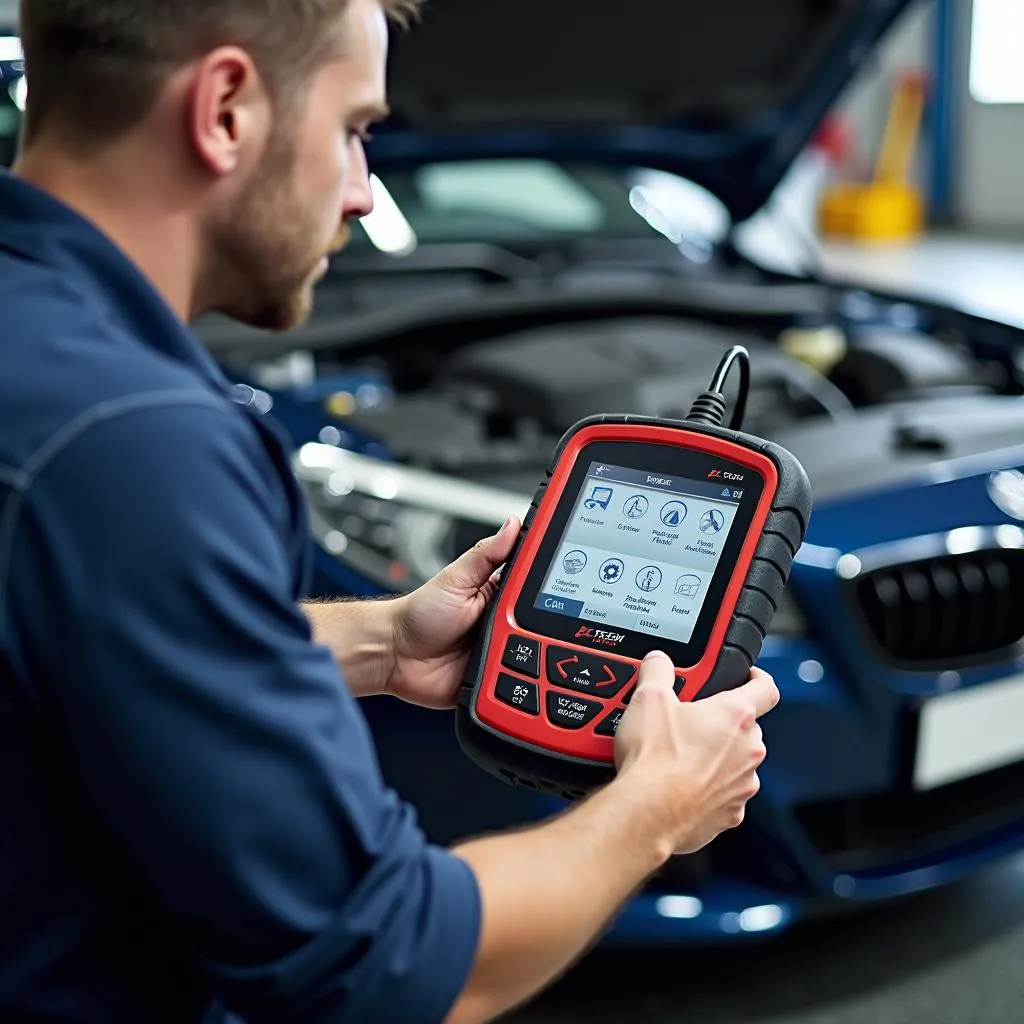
[349,160,729,256]
[0,34,729,255]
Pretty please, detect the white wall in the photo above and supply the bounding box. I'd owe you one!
[833,0,935,188]
[0,1,17,30]
[953,0,1024,234]
[737,2,936,271]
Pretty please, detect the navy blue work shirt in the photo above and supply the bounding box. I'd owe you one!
[0,171,481,1023]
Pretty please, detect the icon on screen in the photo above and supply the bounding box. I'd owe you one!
[660,501,688,528]
[623,495,649,519]
[562,550,588,575]
[584,485,613,510]
[675,574,702,599]
[599,558,625,584]
[636,566,663,592]
[700,509,726,534]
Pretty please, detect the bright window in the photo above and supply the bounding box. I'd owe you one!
[970,0,1024,104]
[414,160,607,233]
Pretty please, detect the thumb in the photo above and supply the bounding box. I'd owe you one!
[439,515,521,591]
[634,650,676,692]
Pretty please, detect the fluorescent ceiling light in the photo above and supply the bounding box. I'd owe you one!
[0,36,22,62]
[360,174,417,255]
[10,74,26,111]
[654,895,703,919]
[737,904,785,932]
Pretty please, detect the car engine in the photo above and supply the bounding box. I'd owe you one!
[281,308,1020,596]
[341,316,853,490]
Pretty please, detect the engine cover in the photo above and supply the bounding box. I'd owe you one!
[440,316,809,434]
[344,316,849,479]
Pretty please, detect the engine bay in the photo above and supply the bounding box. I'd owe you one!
[339,316,855,492]
[259,300,1022,594]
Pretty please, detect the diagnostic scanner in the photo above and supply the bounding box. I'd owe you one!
[455,346,813,797]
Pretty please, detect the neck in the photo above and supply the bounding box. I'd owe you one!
[13,141,202,322]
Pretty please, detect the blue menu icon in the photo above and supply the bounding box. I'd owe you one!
[660,501,688,528]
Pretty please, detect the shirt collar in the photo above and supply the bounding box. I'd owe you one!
[0,169,232,395]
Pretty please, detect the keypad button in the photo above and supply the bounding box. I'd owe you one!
[545,691,603,730]
[545,646,635,698]
[501,635,540,678]
[595,706,626,737]
[494,674,540,715]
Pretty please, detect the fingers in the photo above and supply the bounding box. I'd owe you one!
[737,668,780,719]
[633,650,677,693]
[696,668,779,730]
[439,516,521,591]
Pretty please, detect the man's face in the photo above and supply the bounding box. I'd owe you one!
[207,0,388,330]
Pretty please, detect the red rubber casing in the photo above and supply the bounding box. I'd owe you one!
[455,414,812,798]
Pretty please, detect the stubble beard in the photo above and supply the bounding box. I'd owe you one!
[204,127,343,333]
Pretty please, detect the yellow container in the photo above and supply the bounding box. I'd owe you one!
[818,181,924,243]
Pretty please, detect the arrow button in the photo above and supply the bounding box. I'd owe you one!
[545,646,635,699]
[555,655,578,679]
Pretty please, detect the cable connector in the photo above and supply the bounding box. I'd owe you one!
[685,345,751,431]
[684,390,728,427]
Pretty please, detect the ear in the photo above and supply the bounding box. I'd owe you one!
[186,46,271,176]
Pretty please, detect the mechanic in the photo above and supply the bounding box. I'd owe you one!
[0,1,778,1022]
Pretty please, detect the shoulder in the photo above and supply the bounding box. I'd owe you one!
[22,392,277,530]
[0,256,225,474]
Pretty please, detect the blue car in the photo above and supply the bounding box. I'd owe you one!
[9,1,1024,943]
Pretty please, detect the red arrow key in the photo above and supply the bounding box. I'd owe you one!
[545,646,634,698]
[555,655,579,679]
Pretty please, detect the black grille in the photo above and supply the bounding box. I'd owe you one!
[795,759,1024,875]
[852,547,1024,667]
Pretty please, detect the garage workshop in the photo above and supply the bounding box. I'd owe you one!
[4,1,1024,1022]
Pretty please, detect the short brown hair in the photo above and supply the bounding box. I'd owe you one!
[17,0,422,149]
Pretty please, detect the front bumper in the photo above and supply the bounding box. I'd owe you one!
[604,628,1024,944]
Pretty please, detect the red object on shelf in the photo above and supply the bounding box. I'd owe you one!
[811,114,857,176]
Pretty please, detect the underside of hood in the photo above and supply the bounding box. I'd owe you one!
[373,0,920,222]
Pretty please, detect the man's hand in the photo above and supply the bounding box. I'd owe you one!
[385,516,521,709]
[614,650,778,855]
[446,654,779,1024]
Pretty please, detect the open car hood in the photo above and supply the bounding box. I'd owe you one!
[373,0,919,223]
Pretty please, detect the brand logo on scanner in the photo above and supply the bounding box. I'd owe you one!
[708,469,745,482]
[576,625,628,647]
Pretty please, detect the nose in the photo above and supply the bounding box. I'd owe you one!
[342,140,374,221]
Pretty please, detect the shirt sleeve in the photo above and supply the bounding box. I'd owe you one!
[7,395,481,1024]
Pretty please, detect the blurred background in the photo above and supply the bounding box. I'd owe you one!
[7,2,1024,1021]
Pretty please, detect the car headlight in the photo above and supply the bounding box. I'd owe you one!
[293,443,531,590]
